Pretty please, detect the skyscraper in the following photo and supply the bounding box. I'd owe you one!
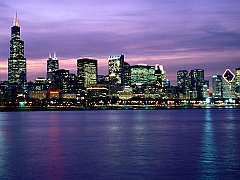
[108,55,124,85]
[212,75,222,98]
[177,70,188,96]
[155,64,167,88]
[47,52,59,82]
[222,69,235,98]
[108,55,124,96]
[8,13,27,90]
[77,58,98,88]
[189,69,205,98]
[54,69,71,93]
[123,62,131,86]
[130,64,155,86]
[236,68,240,98]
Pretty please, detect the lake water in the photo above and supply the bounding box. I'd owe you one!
[0,109,240,179]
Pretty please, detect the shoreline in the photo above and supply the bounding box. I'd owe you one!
[1,105,240,112]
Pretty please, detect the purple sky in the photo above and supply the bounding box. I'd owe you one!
[0,0,240,84]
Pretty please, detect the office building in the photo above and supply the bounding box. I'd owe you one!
[108,55,124,96]
[222,69,235,98]
[177,70,188,96]
[236,68,240,98]
[189,69,205,98]
[54,69,71,93]
[123,62,131,86]
[130,64,155,86]
[212,75,223,98]
[77,58,97,88]
[108,55,124,85]
[155,64,167,88]
[47,52,59,82]
[8,13,27,91]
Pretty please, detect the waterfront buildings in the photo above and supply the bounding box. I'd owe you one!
[236,68,240,98]
[54,69,71,93]
[130,64,155,86]
[212,75,223,98]
[189,69,205,98]
[77,58,98,88]
[177,70,188,98]
[222,69,235,98]
[1,14,240,105]
[108,55,124,96]
[47,52,59,82]
[8,14,27,91]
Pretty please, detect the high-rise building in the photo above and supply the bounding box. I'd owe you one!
[47,52,59,82]
[54,69,71,93]
[77,58,98,88]
[123,62,131,86]
[189,69,205,98]
[222,69,235,98]
[34,77,50,91]
[108,55,124,96]
[108,55,124,85]
[130,64,155,86]
[155,64,167,88]
[177,70,188,96]
[8,13,27,91]
[212,75,222,98]
[236,68,240,97]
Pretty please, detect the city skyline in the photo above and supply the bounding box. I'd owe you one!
[0,0,240,84]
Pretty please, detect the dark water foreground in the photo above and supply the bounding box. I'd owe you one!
[0,109,240,179]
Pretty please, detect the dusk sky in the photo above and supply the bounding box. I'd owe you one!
[1,0,240,84]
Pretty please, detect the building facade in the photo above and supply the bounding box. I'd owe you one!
[177,70,188,97]
[212,75,223,98]
[77,58,98,88]
[108,55,124,96]
[130,64,155,86]
[236,68,240,98]
[189,69,205,98]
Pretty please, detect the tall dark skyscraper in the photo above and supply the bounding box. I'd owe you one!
[189,69,205,98]
[77,58,98,88]
[177,70,189,96]
[235,68,240,97]
[47,52,59,82]
[54,69,71,93]
[8,13,27,90]
[212,75,223,98]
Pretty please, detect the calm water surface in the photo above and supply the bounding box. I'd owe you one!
[0,109,240,180]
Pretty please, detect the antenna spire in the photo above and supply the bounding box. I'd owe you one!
[13,12,19,27]
[53,51,57,59]
[49,52,52,58]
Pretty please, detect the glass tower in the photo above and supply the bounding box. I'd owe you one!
[177,70,189,94]
[236,68,240,97]
[77,58,98,88]
[212,75,222,98]
[108,55,124,85]
[130,64,155,86]
[108,55,124,96]
[8,13,27,90]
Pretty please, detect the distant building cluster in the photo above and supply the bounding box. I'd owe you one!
[0,15,240,106]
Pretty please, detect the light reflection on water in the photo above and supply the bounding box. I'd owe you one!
[0,113,7,178]
[200,109,219,179]
[0,110,239,179]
